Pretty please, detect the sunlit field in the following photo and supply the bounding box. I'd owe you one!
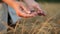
[0,2,60,34]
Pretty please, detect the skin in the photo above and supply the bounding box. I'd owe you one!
[2,0,36,18]
[2,0,45,18]
[2,0,45,29]
[23,0,45,16]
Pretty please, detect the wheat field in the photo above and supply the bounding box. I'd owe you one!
[0,2,60,34]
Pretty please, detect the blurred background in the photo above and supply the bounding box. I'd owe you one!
[0,0,60,34]
[36,0,60,2]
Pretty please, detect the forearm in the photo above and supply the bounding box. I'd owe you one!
[2,0,16,6]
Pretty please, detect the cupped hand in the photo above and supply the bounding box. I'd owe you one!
[12,1,36,18]
[23,0,46,16]
[3,0,35,18]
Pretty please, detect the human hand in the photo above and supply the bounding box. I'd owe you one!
[12,2,36,18]
[23,0,46,16]
[3,0,35,18]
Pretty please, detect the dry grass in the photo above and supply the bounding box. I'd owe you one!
[0,2,60,34]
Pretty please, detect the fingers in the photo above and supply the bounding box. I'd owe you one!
[36,7,46,16]
[20,2,31,14]
[33,4,46,16]
[13,2,35,18]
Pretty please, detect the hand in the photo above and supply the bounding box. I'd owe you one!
[13,2,35,18]
[3,0,35,18]
[23,0,46,16]
[13,2,37,18]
